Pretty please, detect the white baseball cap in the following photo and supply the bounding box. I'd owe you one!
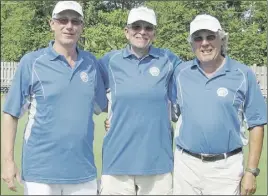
[52,1,83,18]
[127,6,157,26]
[190,14,222,35]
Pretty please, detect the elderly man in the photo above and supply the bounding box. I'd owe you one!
[98,6,182,195]
[1,1,106,195]
[171,14,267,195]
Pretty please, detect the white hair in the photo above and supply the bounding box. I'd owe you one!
[187,29,229,56]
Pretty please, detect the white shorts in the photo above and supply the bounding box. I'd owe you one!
[24,179,97,195]
[173,148,244,195]
[100,173,172,195]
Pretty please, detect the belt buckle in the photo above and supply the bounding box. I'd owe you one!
[200,154,215,161]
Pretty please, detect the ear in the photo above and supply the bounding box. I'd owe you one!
[124,27,130,40]
[50,19,55,31]
[152,30,156,42]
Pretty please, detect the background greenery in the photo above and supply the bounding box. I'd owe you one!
[1,0,267,65]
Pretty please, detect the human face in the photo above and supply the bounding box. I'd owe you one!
[124,21,155,50]
[50,10,83,47]
[191,30,222,64]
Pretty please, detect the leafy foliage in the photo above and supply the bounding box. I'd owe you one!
[1,0,266,65]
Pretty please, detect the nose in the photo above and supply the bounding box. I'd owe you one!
[200,38,210,46]
[139,27,146,35]
[65,21,73,29]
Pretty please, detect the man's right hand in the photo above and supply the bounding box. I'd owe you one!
[1,160,21,192]
[104,118,110,131]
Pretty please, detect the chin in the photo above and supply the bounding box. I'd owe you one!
[136,44,150,50]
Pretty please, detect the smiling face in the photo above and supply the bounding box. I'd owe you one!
[191,30,223,65]
[124,20,155,51]
[50,10,83,48]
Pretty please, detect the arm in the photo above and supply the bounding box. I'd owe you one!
[241,69,267,195]
[1,113,18,163]
[97,54,111,114]
[1,113,21,192]
[1,54,32,191]
[93,57,108,115]
[246,126,264,170]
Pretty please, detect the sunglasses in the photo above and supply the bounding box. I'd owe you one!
[192,34,216,42]
[128,23,155,32]
[53,17,83,26]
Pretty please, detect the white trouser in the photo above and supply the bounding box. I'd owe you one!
[173,148,244,195]
[100,173,172,195]
[24,179,97,195]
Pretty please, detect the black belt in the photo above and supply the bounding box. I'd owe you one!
[181,147,242,162]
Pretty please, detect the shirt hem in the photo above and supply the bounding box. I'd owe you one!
[102,168,173,176]
[22,175,96,184]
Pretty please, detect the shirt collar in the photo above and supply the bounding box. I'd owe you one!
[46,41,81,61]
[191,55,231,72]
[122,44,160,59]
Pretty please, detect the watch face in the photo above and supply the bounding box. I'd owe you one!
[246,168,260,176]
[256,168,260,175]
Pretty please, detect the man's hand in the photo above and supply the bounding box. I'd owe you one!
[104,118,110,131]
[241,172,257,195]
[1,160,21,192]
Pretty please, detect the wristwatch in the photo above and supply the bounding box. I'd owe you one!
[245,168,260,177]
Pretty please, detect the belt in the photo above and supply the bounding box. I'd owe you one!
[181,147,242,162]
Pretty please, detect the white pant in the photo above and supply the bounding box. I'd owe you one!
[173,148,244,195]
[24,179,97,195]
[100,173,172,195]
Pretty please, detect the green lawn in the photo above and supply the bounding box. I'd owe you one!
[1,96,267,195]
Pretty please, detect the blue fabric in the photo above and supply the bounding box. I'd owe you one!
[99,45,182,175]
[3,41,107,184]
[171,56,267,154]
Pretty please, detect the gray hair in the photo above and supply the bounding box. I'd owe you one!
[187,29,229,56]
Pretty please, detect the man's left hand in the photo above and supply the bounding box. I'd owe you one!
[241,172,257,195]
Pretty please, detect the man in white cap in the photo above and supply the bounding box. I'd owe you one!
[171,14,267,195]
[1,1,107,195]
[98,6,182,195]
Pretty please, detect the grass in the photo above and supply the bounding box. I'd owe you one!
[1,96,267,195]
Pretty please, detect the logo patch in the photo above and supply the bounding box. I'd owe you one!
[80,71,88,82]
[149,67,160,76]
[217,87,228,97]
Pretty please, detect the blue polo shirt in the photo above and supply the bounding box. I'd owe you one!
[3,41,107,184]
[171,56,267,154]
[99,45,182,175]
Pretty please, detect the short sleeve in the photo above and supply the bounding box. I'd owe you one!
[3,55,32,118]
[94,61,108,114]
[98,54,110,90]
[244,69,267,128]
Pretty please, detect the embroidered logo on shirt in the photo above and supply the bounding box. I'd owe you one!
[80,71,89,82]
[149,67,160,76]
[217,87,228,97]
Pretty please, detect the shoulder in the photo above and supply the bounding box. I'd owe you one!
[227,57,255,77]
[102,49,123,60]
[156,48,182,61]
[18,48,47,69]
[80,50,98,62]
[177,60,194,71]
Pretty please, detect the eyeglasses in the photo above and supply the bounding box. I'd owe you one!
[53,18,83,26]
[128,23,155,32]
[192,34,216,42]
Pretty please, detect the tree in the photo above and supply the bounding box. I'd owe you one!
[1,0,266,66]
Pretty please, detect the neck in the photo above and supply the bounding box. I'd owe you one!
[200,55,225,75]
[130,45,149,59]
[53,41,78,68]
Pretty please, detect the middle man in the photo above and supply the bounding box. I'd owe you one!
[98,6,182,195]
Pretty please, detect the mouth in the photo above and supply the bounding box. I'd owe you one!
[135,37,148,41]
[63,33,75,36]
[201,49,213,54]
